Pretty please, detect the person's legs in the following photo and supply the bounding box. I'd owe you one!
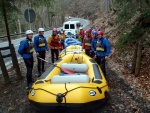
[85,49,88,55]
[62,42,65,50]
[24,57,33,88]
[41,51,46,72]
[37,52,41,76]
[85,49,92,57]
[55,49,59,61]
[29,57,34,83]
[98,56,106,77]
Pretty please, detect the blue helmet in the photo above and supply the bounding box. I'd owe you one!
[57,30,61,34]
[88,27,93,31]
[92,31,97,35]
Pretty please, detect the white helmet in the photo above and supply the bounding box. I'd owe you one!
[25,30,33,35]
[38,28,45,32]
[79,27,83,29]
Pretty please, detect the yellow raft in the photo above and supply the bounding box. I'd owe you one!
[59,45,85,58]
[28,52,109,113]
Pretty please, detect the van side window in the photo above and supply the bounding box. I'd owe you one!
[70,24,75,29]
[65,24,69,29]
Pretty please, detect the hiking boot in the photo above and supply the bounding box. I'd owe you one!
[26,84,31,90]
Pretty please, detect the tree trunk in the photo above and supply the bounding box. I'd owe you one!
[2,0,11,46]
[18,17,21,33]
[10,44,23,80]
[0,51,10,84]
[135,42,143,77]
[131,42,138,74]
[61,15,65,25]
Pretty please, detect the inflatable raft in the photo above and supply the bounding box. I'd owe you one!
[28,53,109,113]
[59,45,85,58]
[64,38,82,48]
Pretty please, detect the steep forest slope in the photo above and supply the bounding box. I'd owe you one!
[60,0,150,100]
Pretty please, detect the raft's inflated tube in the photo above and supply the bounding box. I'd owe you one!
[61,63,88,73]
[51,75,90,84]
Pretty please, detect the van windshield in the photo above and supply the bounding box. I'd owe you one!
[70,24,75,29]
[65,24,69,29]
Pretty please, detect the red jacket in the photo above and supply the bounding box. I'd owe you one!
[49,35,61,49]
[80,29,84,38]
[82,36,92,49]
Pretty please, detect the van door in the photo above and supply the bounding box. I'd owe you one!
[70,24,75,35]
[64,24,70,35]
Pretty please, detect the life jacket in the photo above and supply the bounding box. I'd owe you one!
[50,35,60,47]
[85,38,91,46]
[24,39,34,54]
[96,38,105,52]
[80,30,84,37]
[38,36,46,47]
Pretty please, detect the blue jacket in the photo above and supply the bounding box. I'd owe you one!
[96,37,111,57]
[34,35,49,52]
[91,37,98,51]
[18,38,33,59]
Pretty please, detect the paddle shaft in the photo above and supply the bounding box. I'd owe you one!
[38,57,61,69]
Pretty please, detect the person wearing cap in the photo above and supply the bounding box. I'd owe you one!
[95,31,111,77]
[79,27,84,42]
[18,30,34,89]
[34,28,49,77]
[82,29,92,57]
[48,28,61,63]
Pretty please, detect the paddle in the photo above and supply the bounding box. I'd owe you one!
[38,57,74,74]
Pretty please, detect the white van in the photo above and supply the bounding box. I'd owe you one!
[63,21,81,37]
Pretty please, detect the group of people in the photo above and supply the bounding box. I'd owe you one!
[18,28,65,89]
[80,27,111,77]
[18,26,110,89]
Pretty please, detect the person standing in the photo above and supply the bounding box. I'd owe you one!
[82,29,92,57]
[18,30,34,89]
[95,31,111,77]
[34,28,49,77]
[91,30,98,58]
[79,27,84,42]
[48,28,61,63]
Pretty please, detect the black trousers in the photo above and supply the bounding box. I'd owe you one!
[61,42,65,49]
[24,56,34,87]
[85,49,91,57]
[51,49,59,63]
[37,51,45,73]
[97,56,106,77]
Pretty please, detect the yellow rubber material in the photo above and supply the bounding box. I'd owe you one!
[28,49,109,104]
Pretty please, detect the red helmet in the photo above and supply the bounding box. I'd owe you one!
[97,31,103,35]
[85,29,91,34]
[53,28,57,32]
